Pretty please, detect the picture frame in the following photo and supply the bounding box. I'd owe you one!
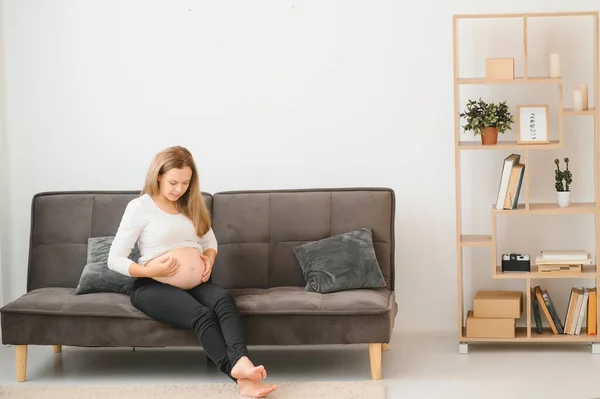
[517,104,550,144]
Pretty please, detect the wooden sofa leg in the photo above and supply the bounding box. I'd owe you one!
[53,345,62,353]
[368,343,382,380]
[382,343,389,351]
[16,345,27,382]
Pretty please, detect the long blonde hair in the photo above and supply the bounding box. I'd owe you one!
[141,146,212,237]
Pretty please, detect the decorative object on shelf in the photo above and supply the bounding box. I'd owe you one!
[577,84,589,110]
[459,98,514,145]
[554,157,572,207]
[549,53,560,77]
[573,89,584,111]
[517,104,549,144]
[466,291,522,338]
[485,58,514,79]
[501,253,531,272]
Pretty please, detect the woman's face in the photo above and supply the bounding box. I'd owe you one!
[158,166,193,202]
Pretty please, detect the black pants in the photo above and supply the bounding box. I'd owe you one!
[130,278,248,381]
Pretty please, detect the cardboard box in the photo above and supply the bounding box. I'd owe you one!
[474,290,522,318]
[485,58,514,79]
[466,310,516,338]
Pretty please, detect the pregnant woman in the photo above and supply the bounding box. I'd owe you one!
[107,146,276,398]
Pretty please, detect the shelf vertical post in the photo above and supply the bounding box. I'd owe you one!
[491,212,497,276]
[558,81,564,144]
[526,279,532,338]
[524,149,530,209]
[452,14,464,340]
[523,16,528,79]
[594,11,599,338]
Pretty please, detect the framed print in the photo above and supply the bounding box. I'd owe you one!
[517,104,550,144]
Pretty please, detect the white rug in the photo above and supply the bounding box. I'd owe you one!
[0,381,385,399]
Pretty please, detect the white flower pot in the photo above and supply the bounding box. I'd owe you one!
[556,191,571,207]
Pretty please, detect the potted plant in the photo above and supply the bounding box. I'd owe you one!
[459,98,514,145]
[554,157,572,207]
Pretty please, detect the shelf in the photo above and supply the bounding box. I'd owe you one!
[460,235,492,247]
[492,202,596,214]
[453,11,600,351]
[564,108,597,116]
[461,327,600,342]
[454,12,599,19]
[457,77,561,85]
[459,140,560,150]
[494,265,598,279]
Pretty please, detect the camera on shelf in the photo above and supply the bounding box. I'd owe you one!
[501,253,530,272]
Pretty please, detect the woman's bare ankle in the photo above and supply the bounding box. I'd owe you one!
[231,357,266,380]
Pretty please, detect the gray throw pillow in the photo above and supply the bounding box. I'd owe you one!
[75,236,141,295]
[292,228,386,294]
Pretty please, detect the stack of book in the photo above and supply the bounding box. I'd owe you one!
[531,285,597,335]
[563,287,595,335]
[535,250,592,273]
[496,153,525,210]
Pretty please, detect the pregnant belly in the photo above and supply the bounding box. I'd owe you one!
[148,247,206,290]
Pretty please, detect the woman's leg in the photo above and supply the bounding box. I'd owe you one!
[187,282,277,397]
[129,278,236,381]
[186,283,248,367]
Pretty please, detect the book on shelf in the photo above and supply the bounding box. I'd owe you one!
[535,250,592,273]
[530,288,543,334]
[588,288,597,335]
[531,285,597,335]
[496,153,524,210]
[540,250,591,262]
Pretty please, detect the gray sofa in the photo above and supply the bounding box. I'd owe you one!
[1,187,397,382]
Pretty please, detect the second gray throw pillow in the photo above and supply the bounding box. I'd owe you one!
[75,236,141,295]
[293,227,386,294]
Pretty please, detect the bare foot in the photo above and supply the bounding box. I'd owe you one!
[231,356,266,381]
[238,379,277,398]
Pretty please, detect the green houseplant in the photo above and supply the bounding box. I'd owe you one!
[554,157,572,207]
[459,98,515,145]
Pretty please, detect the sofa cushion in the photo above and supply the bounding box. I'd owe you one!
[74,236,140,295]
[1,301,397,347]
[232,286,392,315]
[1,286,393,318]
[0,287,148,319]
[1,287,396,346]
[292,228,386,294]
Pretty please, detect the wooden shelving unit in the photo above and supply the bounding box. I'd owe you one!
[453,11,600,352]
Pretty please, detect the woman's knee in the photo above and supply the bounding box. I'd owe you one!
[190,305,217,330]
[214,290,236,309]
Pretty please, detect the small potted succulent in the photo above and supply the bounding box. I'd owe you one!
[459,98,515,145]
[554,157,572,207]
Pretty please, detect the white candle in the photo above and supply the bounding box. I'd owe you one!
[577,84,588,110]
[549,53,560,77]
[573,90,583,111]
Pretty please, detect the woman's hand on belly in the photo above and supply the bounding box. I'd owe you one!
[149,248,206,290]
[143,255,180,278]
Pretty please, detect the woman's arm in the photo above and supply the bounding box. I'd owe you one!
[199,228,218,282]
[199,227,218,255]
[108,199,147,277]
[203,248,217,264]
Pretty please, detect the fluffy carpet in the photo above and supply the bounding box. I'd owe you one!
[0,381,385,399]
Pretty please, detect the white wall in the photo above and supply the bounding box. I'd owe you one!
[1,0,599,334]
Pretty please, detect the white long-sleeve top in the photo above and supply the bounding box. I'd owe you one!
[107,193,218,276]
